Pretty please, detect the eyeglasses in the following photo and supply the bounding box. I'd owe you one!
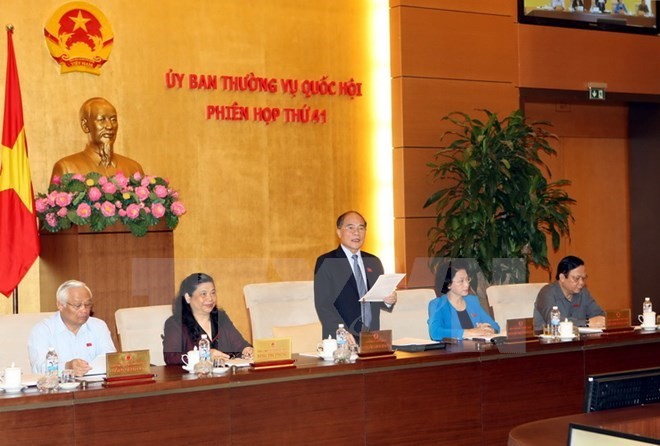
[452,277,472,285]
[66,302,93,311]
[567,275,587,284]
[341,224,366,233]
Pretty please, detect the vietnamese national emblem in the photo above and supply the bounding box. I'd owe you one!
[44,2,114,75]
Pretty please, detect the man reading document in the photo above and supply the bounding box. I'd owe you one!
[314,211,397,342]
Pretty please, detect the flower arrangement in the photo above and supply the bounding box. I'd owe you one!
[36,171,186,237]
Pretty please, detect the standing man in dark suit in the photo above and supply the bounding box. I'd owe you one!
[314,210,397,341]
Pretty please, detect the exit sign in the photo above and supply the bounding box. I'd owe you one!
[589,86,606,100]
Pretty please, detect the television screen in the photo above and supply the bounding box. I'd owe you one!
[518,0,658,35]
[568,423,660,445]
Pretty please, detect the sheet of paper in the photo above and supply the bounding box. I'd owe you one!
[85,354,107,376]
[578,327,603,334]
[392,337,437,346]
[360,273,405,302]
[225,358,251,368]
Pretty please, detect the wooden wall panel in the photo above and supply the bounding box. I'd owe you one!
[394,216,436,288]
[390,0,514,16]
[393,78,520,148]
[524,102,631,309]
[392,7,517,80]
[518,25,660,95]
[393,147,437,218]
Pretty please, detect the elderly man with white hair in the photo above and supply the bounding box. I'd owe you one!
[28,280,116,376]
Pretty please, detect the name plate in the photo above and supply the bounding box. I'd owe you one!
[359,330,392,354]
[105,350,151,378]
[253,338,292,362]
[605,308,631,329]
[506,317,534,339]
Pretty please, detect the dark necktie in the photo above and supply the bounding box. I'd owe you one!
[352,254,371,329]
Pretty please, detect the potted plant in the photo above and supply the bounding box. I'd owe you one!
[423,109,575,285]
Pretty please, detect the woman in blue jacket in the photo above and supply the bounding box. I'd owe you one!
[428,262,500,340]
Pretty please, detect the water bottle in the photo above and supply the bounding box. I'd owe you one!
[550,306,561,338]
[198,334,211,362]
[336,324,348,350]
[643,297,652,314]
[45,347,59,390]
[334,324,351,363]
[195,334,212,376]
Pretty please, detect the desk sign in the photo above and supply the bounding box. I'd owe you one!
[506,318,534,340]
[359,330,392,354]
[605,309,631,330]
[253,338,292,363]
[106,350,151,377]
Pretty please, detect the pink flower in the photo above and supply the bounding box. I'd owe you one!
[94,203,102,210]
[114,172,129,189]
[151,203,166,218]
[51,175,61,185]
[35,198,49,213]
[100,201,116,217]
[115,201,123,209]
[141,177,151,187]
[171,201,186,216]
[47,191,58,206]
[154,185,168,198]
[76,203,91,218]
[57,207,68,217]
[135,186,149,201]
[125,203,141,219]
[118,209,127,217]
[102,182,117,194]
[88,187,102,202]
[46,213,58,227]
[72,174,85,182]
[133,172,142,181]
[98,176,108,185]
[55,192,72,207]
[144,207,151,214]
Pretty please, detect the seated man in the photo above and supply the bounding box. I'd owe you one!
[551,0,566,10]
[28,280,116,376]
[533,255,606,332]
[50,97,144,182]
[637,0,650,14]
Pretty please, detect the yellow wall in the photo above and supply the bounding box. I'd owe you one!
[0,0,392,340]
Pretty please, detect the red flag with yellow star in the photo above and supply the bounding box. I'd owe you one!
[0,27,40,297]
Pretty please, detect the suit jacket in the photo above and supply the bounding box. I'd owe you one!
[314,245,390,339]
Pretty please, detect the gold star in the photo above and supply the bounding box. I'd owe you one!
[0,130,34,212]
[69,10,90,33]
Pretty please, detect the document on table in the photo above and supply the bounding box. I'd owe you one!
[359,273,406,302]
[84,354,107,376]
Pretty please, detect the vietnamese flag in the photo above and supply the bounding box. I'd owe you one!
[0,27,40,297]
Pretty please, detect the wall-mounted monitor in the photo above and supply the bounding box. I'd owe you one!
[518,0,658,35]
[568,423,660,445]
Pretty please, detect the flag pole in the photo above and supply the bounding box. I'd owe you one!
[13,288,19,314]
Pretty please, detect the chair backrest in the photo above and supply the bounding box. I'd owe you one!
[243,281,319,341]
[486,283,547,331]
[114,305,172,366]
[0,312,55,371]
[272,322,323,354]
[380,288,436,341]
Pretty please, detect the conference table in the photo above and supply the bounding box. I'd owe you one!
[2,329,659,445]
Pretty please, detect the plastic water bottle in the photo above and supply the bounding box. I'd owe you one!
[45,347,59,389]
[550,306,561,338]
[334,324,351,363]
[336,324,348,350]
[643,297,652,314]
[198,334,211,362]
